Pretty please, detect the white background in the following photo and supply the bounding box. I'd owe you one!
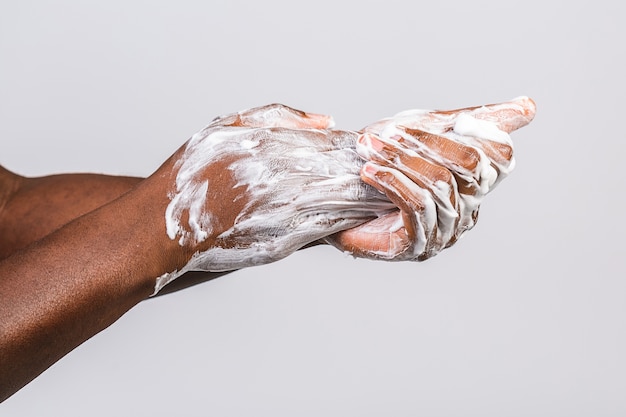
[1,1,624,415]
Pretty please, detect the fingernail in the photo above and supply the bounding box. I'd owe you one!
[361,162,379,176]
[306,113,335,129]
[359,132,385,152]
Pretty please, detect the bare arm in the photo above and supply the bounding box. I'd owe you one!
[0,167,234,297]
[0,176,173,401]
[0,166,141,259]
[0,99,535,402]
[0,104,383,401]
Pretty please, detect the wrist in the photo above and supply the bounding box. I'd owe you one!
[131,170,213,294]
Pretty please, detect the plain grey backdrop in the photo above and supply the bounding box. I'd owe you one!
[1,0,624,415]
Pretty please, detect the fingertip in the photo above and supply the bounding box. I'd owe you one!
[304,112,335,129]
[236,104,335,129]
[511,96,537,121]
[499,96,537,133]
[473,96,538,133]
[360,163,404,202]
[360,160,380,180]
[358,131,384,150]
[525,96,537,121]
[360,161,393,194]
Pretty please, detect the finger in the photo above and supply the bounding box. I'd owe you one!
[229,103,335,129]
[467,96,536,134]
[360,132,488,246]
[441,121,515,190]
[364,96,535,140]
[399,127,483,174]
[375,127,485,198]
[358,133,459,245]
[360,118,486,179]
[434,96,536,134]
[360,161,441,260]
[468,138,513,167]
[433,100,529,190]
[326,210,410,260]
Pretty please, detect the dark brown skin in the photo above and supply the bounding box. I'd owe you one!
[0,99,535,402]
[0,167,229,294]
[0,108,351,400]
[0,162,243,401]
[0,167,164,401]
[0,170,141,259]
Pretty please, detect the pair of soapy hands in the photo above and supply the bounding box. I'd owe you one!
[156,97,535,291]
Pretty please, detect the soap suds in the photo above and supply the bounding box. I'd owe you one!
[154,100,530,294]
[155,107,396,294]
[351,99,523,260]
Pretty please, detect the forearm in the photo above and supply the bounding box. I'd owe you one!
[0,167,142,259]
[0,181,173,402]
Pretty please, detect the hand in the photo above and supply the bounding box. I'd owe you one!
[325,97,536,261]
[152,104,394,292]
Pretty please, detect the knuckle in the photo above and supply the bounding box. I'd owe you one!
[431,164,454,185]
[458,146,482,171]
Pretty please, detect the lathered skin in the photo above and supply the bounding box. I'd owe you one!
[156,98,536,294]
